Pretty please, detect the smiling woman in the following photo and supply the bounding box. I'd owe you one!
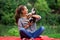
[15,5,45,40]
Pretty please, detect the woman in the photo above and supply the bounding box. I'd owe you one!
[15,5,45,40]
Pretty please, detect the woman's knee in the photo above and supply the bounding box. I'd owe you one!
[40,26,45,31]
[20,28,25,31]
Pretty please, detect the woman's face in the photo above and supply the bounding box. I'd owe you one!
[22,6,28,15]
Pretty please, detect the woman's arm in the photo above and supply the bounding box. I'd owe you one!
[27,13,41,19]
[25,14,41,29]
[32,15,41,20]
[18,19,32,29]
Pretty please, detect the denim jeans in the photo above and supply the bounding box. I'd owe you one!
[20,26,45,39]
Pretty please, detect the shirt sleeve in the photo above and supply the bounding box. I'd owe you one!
[36,16,41,22]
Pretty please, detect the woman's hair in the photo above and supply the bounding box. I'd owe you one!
[15,5,25,24]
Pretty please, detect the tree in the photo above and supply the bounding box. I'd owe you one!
[34,0,51,25]
[0,0,28,25]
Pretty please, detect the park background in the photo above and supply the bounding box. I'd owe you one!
[0,0,60,38]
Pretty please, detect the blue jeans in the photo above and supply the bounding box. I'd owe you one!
[20,26,45,38]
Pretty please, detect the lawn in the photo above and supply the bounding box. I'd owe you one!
[0,24,60,38]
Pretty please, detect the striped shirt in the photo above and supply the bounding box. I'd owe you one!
[18,17,41,33]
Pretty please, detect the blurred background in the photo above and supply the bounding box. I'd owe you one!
[0,0,60,38]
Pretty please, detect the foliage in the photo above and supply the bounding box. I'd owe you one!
[57,0,60,7]
[0,24,60,38]
[0,0,60,37]
[45,34,60,38]
[0,24,19,36]
[0,0,29,25]
[0,0,60,25]
[7,26,19,36]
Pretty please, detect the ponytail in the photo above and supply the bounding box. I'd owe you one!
[15,5,25,24]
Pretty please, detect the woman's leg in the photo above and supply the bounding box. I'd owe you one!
[20,28,32,39]
[32,26,45,38]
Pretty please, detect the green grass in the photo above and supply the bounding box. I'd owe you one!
[0,24,19,36]
[45,34,60,38]
[0,24,60,38]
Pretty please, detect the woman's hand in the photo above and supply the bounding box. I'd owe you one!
[24,21,33,29]
[28,21,33,26]
[26,13,32,19]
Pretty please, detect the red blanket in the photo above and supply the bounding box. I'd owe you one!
[0,36,56,40]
